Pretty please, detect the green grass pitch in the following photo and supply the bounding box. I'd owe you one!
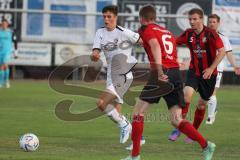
[0,80,239,160]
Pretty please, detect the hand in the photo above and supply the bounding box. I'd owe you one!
[90,52,100,62]
[234,66,240,75]
[202,68,214,79]
[158,74,168,82]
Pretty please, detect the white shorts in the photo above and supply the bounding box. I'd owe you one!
[106,72,133,104]
[215,72,223,88]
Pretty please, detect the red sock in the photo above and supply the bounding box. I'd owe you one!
[132,115,144,157]
[182,103,190,119]
[193,108,206,129]
[178,120,207,149]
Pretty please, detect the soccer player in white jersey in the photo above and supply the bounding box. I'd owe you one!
[206,14,240,124]
[91,5,144,144]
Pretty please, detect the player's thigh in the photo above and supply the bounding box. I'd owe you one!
[163,68,185,108]
[198,76,216,101]
[139,70,161,104]
[133,99,151,115]
[111,72,133,96]
[184,70,198,102]
[183,86,195,103]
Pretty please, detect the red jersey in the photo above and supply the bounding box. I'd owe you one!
[138,23,179,70]
[177,26,224,76]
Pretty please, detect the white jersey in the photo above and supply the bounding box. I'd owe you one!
[217,32,232,72]
[92,26,139,103]
[93,26,139,65]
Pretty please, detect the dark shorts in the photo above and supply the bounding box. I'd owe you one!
[185,69,216,101]
[139,68,185,109]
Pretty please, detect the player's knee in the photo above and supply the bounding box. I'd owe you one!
[96,99,106,111]
[184,94,192,103]
[170,120,179,128]
[197,99,207,109]
[170,115,182,127]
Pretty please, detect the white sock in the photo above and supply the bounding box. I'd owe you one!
[208,95,217,118]
[104,105,127,127]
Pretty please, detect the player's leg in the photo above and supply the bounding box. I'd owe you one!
[122,70,161,160]
[0,64,4,87]
[165,69,216,160]
[122,99,150,160]
[206,89,217,124]
[185,97,208,143]
[181,69,199,119]
[182,86,195,118]
[185,76,217,143]
[169,106,216,160]
[113,101,133,144]
[194,76,217,128]
[193,97,208,129]
[207,72,221,124]
[168,69,198,141]
[97,90,130,143]
[3,64,10,88]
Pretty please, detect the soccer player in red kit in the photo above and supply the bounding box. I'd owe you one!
[168,8,226,145]
[122,5,216,160]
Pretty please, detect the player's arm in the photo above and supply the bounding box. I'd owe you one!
[203,47,225,79]
[91,30,101,61]
[148,38,168,81]
[226,51,240,75]
[222,36,240,75]
[203,32,226,79]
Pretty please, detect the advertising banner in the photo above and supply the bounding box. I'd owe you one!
[9,43,52,66]
[54,44,107,66]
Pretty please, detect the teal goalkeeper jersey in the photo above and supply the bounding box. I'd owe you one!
[0,28,13,56]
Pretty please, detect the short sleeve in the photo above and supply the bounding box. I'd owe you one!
[221,36,232,52]
[92,29,101,50]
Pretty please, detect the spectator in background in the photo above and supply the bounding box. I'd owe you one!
[0,18,18,88]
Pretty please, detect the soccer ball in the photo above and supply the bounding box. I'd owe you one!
[19,133,39,152]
